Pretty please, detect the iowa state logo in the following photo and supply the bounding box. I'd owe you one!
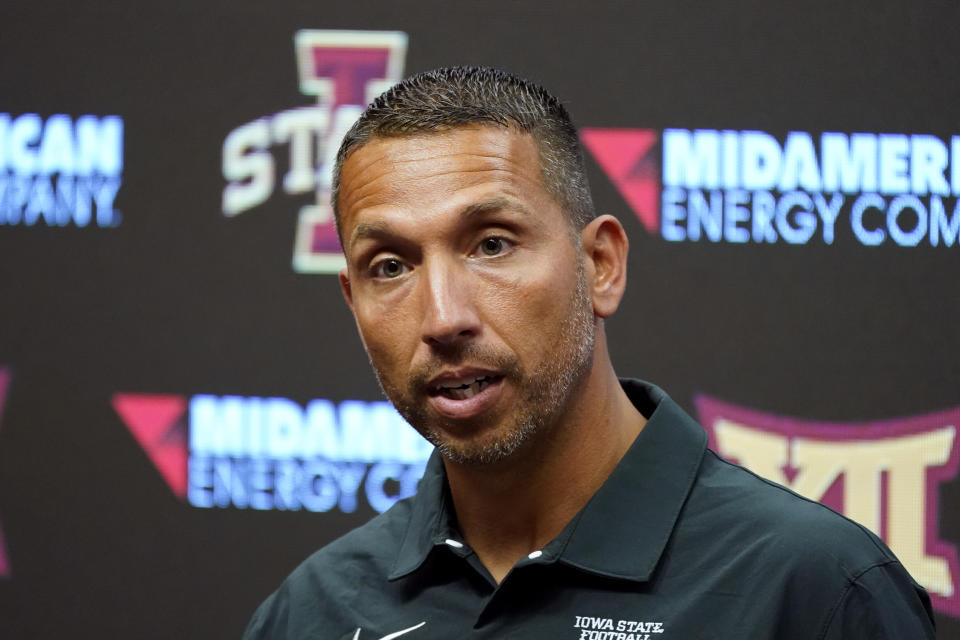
[697,395,960,617]
[222,30,408,273]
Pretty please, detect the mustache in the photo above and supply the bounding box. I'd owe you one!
[408,342,520,391]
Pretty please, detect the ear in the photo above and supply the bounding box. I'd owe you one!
[581,215,629,318]
[339,267,355,312]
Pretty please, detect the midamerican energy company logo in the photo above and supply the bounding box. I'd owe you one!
[0,367,11,578]
[112,391,430,514]
[222,30,408,274]
[697,395,960,617]
[582,128,960,247]
[0,113,124,228]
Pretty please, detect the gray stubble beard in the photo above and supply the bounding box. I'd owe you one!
[373,259,596,466]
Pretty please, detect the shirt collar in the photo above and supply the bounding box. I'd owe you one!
[388,447,452,580]
[388,379,707,582]
[555,379,707,580]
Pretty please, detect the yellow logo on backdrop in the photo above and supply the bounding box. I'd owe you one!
[696,395,960,618]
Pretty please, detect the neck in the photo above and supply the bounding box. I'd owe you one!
[442,332,646,583]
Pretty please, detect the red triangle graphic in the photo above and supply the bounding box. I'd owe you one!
[0,367,9,420]
[0,518,9,578]
[112,393,189,498]
[580,128,660,232]
[0,367,10,577]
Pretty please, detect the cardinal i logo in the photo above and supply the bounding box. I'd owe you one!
[697,396,960,618]
[221,30,408,274]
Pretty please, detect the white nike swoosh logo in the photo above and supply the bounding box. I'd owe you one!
[352,621,426,640]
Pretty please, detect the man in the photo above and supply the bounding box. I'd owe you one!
[244,67,935,639]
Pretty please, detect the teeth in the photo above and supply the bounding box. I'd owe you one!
[438,376,490,400]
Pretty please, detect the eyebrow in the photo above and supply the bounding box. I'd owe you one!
[461,195,532,219]
[350,221,392,248]
[348,196,532,249]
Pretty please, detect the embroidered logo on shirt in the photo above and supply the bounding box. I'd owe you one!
[572,615,665,639]
[352,621,426,640]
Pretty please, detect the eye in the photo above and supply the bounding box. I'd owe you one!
[372,258,407,279]
[479,236,508,256]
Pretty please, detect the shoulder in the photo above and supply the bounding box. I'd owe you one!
[242,498,415,640]
[678,450,897,591]
[674,450,934,637]
[687,448,895,573]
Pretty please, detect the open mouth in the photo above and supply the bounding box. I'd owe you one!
[431,375,500,400]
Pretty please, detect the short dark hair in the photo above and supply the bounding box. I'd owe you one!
[331,66,595,233]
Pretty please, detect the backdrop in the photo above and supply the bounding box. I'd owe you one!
[1,1,958,637]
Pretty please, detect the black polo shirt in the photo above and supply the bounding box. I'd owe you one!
[243,379,935,639]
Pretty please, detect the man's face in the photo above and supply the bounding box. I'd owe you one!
[338,126,595,465]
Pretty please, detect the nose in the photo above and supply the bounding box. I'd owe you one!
[419,257,481,347]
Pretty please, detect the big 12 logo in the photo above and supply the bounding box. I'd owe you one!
[697,394,960,618]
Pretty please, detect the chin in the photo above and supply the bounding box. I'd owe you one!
[428,420,539,466]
